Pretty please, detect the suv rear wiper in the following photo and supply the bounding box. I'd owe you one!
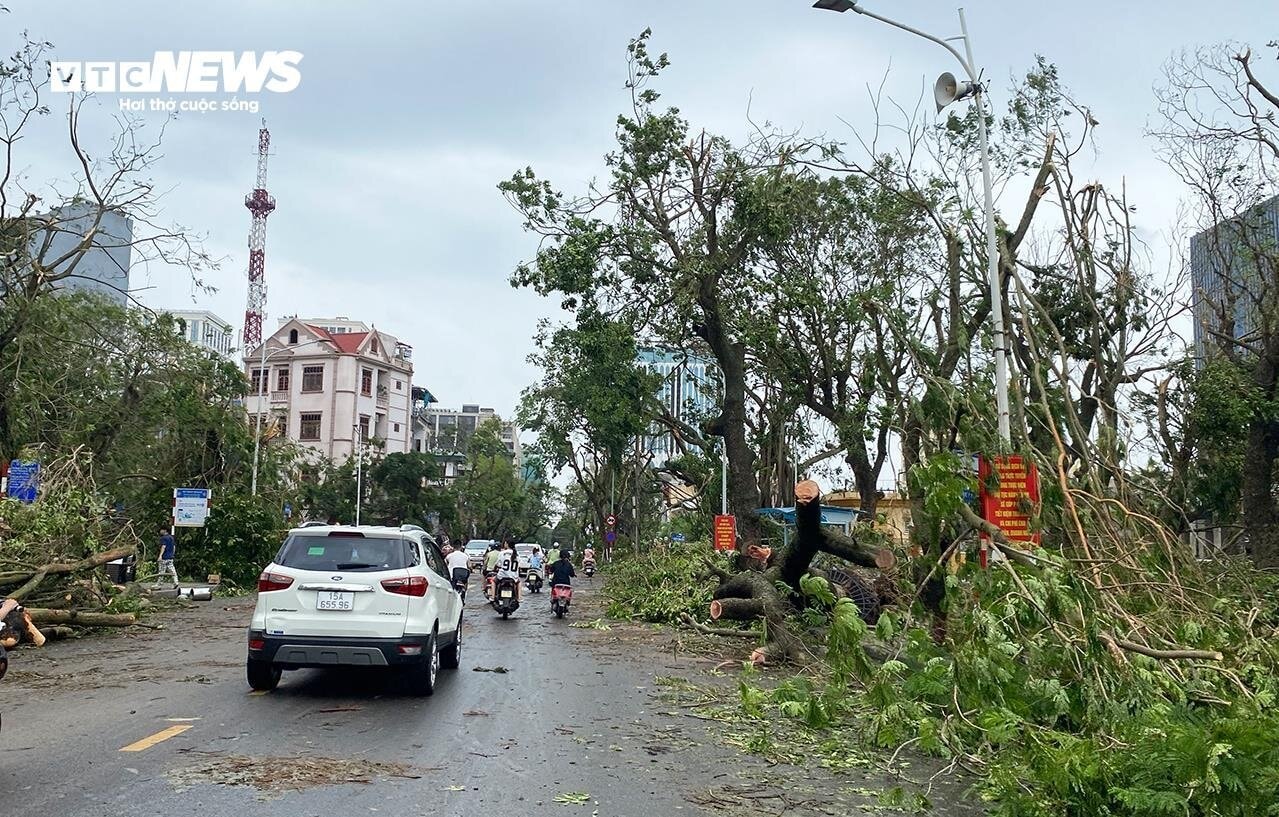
[335,562,376,570]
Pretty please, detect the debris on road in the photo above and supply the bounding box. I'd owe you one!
[168,751,426,797]
[472,665,509,673]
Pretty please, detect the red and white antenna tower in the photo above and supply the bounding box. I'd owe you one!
[242,119,276,352]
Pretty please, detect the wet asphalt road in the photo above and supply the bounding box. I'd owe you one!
[0,582,720,817]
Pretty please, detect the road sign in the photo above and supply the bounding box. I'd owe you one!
[5,460,39,504]
[713,515,736,552]
[173,487,212,528]
[671,533,686,543]
[604,530,616,544]
[605,513,617,527]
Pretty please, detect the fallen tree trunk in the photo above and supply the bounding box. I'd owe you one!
[706,481,900,663]
[0,546,137,601]
[25,608,137,627]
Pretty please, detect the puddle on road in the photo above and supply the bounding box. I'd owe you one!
[167,751,430,799]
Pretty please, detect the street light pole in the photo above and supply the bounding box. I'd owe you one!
[354,423,363,526]
[813,1,1012,445]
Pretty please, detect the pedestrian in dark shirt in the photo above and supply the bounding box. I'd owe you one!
[156,527,178,587]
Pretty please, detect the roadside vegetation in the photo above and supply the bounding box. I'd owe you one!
[550,32,1279,816]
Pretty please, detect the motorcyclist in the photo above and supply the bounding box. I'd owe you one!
[528,546,545,578]
[582,546,596,564]
[496,540,521,600]
[483,542,502,597]
[548,549,576,588]
[445,545,470,599]
[547,541,561,565]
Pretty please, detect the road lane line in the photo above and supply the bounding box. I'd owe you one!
[119,724,193,752]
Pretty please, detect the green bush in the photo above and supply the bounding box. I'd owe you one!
[175,491,286,589]
[603,540,724,623]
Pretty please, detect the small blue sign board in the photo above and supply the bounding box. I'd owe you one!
[6,460,39,503]
[604,530,617,544]
[671,533,686,542]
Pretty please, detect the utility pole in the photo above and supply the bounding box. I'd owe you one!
[354,424,364,526]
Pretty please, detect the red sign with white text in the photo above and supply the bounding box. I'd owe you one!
[978,455,1041,546]
[712,514,737,552]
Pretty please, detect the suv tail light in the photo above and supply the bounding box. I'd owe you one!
[381,576,428,597]
[257,571,294,593]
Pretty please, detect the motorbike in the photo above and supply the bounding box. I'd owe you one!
[491,575,521,619]
[451,567,471,602]
[551,584,573,618]
[483,570,496,600]
[582,558,596,578]
[525,565,544,594]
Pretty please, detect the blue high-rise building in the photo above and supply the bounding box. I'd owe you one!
[1190,194,1279,361]
[636,347,719,465]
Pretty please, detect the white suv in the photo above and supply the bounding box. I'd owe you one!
[247,525,463,696]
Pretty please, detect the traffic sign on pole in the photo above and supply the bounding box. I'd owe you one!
[605,513,617,527]
[604,530,616,544]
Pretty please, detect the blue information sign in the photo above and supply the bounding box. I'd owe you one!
[671,533,686,542]
[604,530,617,544]
[6,460,39,503]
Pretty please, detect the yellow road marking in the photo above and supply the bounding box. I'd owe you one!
[119,724,193,752]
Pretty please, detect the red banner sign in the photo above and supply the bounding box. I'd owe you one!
[712,514,737,552]
[978,455,1041,546]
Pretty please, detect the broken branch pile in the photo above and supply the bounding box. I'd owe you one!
[0,454,144,648]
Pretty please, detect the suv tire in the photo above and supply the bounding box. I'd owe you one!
[407,631,439,696]
[440,618,462,670]
[247,657,281,691]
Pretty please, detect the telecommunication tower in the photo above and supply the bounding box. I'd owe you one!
[242,120,276,352]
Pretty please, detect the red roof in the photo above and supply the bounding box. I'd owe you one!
[306,325,369,354]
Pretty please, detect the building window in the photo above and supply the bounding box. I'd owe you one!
[361,368,373,396]
[299,412,322,441]
[359,415,370,440]
[393,422,400,433]
[395,380,402,390]
[301,365,324,392]
[371,337,379,354]
[250,368,267,394]
[288,328,298,344]
[275,368,290,391]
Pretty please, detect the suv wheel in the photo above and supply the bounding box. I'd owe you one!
[407,631,439,696]
[246,657,281,691]
[440,618,462,670]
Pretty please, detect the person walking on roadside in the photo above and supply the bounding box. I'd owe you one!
[156,526,179,587]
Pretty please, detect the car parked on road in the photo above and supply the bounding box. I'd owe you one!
[465,539,495,569]
[247,525,463,696]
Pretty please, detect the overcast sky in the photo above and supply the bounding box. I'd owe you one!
[8,0,1271,433]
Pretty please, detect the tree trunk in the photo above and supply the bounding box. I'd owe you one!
[1241,416,1279,567]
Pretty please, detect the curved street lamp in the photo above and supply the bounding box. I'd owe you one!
[249,337,330,495]
[813,0,1012,445]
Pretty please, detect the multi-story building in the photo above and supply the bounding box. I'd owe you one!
[411,403,522,483]
[244,318,414,461]
[636,347,719,465]
[1190,194,1279,361]
[165,309,235,359]
[29,203,133,305]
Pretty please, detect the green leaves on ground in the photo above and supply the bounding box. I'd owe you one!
[603,541,721,623]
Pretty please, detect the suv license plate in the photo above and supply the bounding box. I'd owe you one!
[316,591,354,611]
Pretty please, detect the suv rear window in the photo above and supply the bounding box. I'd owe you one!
[276,533,408,572]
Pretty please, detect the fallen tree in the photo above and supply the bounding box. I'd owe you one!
[706,480,897,662]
